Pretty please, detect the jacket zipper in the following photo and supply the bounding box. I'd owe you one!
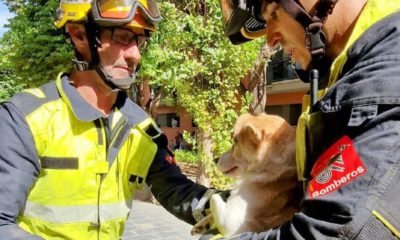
[92,118,110,240]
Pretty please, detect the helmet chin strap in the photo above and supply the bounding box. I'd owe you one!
[278,0,337,108]
[94,64,139,91]
[71,22,138,92]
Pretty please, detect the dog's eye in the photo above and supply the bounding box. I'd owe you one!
[233,137,238,144]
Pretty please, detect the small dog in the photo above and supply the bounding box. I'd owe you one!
[193,113,301,237]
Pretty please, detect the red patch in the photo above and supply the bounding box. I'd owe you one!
[165,148,177,165]
[307,135,367,199]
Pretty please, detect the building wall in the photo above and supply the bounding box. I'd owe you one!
[156,105,196,148]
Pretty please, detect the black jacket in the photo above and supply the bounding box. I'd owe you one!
[226,9,400,240]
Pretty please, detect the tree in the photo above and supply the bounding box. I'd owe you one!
[247,44,276,114]
[139,1,263,188]
[0,0,72,90]
[0,69,25,101]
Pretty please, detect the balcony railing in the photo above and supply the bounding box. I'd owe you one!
[266,50,298,84]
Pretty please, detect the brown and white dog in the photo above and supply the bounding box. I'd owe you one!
[194,113,301,237]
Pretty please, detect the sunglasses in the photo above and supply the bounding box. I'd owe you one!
[104,27,149,50]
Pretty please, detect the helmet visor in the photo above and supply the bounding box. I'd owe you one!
[92,0,161,28]
[220,0,266,44]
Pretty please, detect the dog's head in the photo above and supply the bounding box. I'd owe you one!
[217,113,296,178]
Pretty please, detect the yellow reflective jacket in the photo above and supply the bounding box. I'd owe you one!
[14,74,160,239]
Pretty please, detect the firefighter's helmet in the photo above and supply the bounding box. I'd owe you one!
[55,0,161,32]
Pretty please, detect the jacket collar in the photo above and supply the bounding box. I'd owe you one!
[56,73,149,126]
[56,73,106,122]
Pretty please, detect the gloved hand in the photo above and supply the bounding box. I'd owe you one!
[192,190,231,238]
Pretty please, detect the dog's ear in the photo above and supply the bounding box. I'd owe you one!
[239,124,263,146]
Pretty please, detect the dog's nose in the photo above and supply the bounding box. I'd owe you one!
[213,157,219,164]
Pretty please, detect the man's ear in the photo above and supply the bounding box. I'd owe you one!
[66,23,89,49]
[65,23,92,60]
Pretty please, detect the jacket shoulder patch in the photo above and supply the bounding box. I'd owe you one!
[308,135,367,199]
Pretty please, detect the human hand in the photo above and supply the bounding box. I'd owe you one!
[192,190,230,238]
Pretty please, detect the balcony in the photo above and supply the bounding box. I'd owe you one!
[266,50,308,95]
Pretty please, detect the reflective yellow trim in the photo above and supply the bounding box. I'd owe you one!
[23,200,132,224]
[139,0,149,9]
[328,1,400,87]
[372,210,400,238]
[240,27,268,40]
[22,88,46,99]
[296,107,309,181]
[296,90,327,181]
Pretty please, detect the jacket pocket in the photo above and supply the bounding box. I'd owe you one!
[348,104,378,127]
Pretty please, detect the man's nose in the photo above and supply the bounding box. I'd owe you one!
[266,34,282,49]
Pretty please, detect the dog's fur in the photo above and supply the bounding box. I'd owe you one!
[194,113,301,237]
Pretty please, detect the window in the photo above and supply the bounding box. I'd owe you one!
[266,50,298,84]
[156,113,180,128]
[266,104,302,126]
[192,119,198,128]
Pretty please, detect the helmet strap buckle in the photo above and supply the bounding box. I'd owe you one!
[306,21,326,60]
[73,59,92,71]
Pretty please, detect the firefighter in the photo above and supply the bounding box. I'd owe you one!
[205,0,400,239]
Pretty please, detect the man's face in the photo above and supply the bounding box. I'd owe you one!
[261,2,312,70]
[97,27,147,79]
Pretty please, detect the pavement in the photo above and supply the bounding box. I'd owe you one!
[123,200,199,240]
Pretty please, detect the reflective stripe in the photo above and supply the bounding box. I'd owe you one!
[22,88,46,99]
[372,210,400,238]
[40,156,79,169]
[23,200,132,223]
[138,118,162,139]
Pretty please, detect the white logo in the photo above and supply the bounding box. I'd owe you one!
[315,144,349,184]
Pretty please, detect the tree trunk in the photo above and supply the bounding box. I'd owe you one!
[196,129,212,187]
[129,79,162,119]
[248,44,275,114]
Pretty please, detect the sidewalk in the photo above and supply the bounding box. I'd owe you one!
[123,200,199,240]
